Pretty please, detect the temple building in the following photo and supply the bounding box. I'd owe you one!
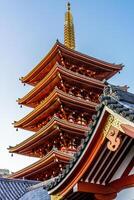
[0,178,50,200]
[8,2,122,182]
[46,84,134,200]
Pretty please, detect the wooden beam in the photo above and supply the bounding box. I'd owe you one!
[121,124,134,138]
[73,182,116,194]
[73,175,134,198]
[94,193,117,200]
[109,174,134,192]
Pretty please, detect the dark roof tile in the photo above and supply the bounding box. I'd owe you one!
[0,178,39,200]
[20,187,50,200]
[104,84,134,107]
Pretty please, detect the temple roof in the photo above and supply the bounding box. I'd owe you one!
[0,178,39,200]
[9,117,89,156]
[46,85,134,196]
[19,187,50,200]
[18,63,104,107]
[9,150,73,180]
[104,84,134,110]
[14,88,96,131]
[20,41,122,85]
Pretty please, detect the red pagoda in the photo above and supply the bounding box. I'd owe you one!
[8,2,122,182]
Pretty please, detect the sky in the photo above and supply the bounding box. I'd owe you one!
[0,0,134,198]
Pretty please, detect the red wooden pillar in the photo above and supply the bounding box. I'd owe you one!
[94,193,117,200]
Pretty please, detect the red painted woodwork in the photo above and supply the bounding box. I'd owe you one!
[94,193,117,200]
[121,124,134,138]
[74,182,116,194]
[21,41,122,85]
[10,41,122,181]
[109,175,134,192]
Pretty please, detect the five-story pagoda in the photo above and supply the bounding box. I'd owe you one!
[9,2,122,181]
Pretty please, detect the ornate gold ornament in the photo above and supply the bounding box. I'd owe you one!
[102,114,122,151]
[106,126,121,151]
[51,194,62,200]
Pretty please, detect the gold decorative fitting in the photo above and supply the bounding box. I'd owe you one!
[64,2,75,49]
[57,98,61,102]
[51,194,62,200]
[102,114,123,138]
[58,73,62,79]
[106,126,121,151]
[102,114,123,151]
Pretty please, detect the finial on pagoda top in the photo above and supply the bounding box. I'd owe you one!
[64,2,75,50]
[67,2,71,11]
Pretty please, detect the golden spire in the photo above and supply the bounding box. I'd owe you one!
[64,2,75,50]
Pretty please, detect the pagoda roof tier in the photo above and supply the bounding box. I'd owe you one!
[14,88,96,131]
[8,150,73,181]
[9,117,89,157]
[20,41,122,86]
[18,63,104,108]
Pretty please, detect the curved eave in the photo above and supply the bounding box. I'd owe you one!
[58,42,123,71]
[18,63,60,106]
[8,150,73,179]
[48,93,134,197]
[20,41,60,85]
[105,69,121,80]
[14,88,97,130]
[14,90,60,130]
[18,63,104,107]
[9,117,89,155]
[21,41,122,85]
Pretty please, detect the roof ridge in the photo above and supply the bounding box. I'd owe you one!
[0,177,39,184]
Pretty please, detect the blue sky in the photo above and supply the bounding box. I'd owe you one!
[0,0,134,198]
